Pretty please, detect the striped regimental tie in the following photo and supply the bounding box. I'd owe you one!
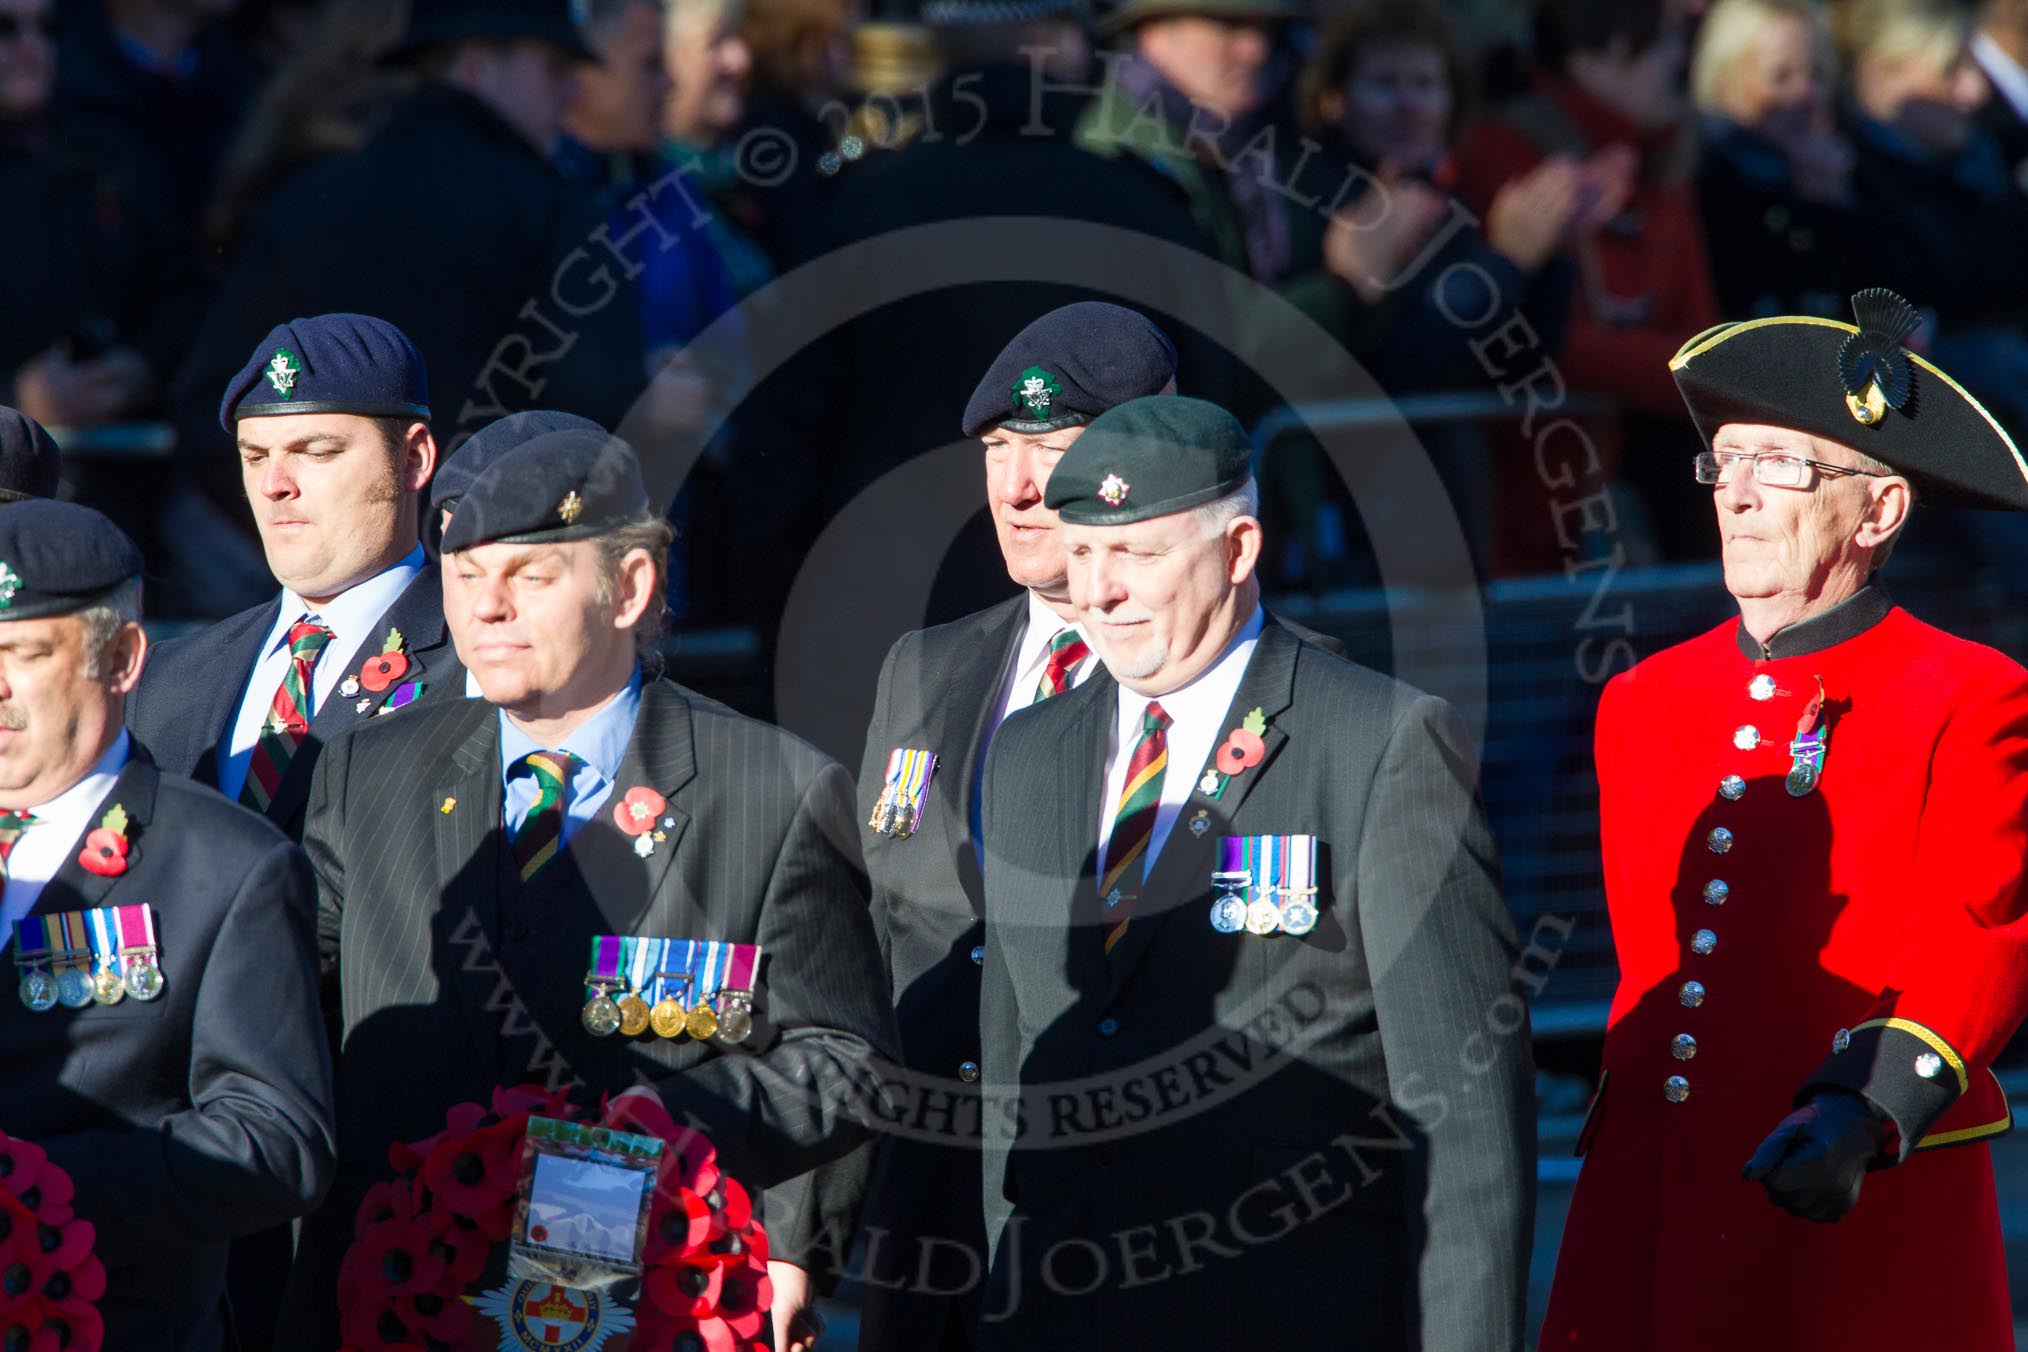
[0,810,37,900]
[1034,628,1091,702]
[240,618,333,812]
[1098,700,1170,956]
[509,750,585,882]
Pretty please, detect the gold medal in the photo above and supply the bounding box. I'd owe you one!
[685,1001,719,1040]
[616,993,651,1037]
[90,968,125,1005]
[650,996,687,1038]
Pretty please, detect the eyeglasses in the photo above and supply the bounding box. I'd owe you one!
[1693,450,1887,489]
[0,13,56,41]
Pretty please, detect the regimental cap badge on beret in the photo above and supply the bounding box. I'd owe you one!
[1098,474,1130,507]
[1013,366,1061,421]
[264,348,303,401]
[1838,289,1920,427]
[558,490,583,524]
[0,563,19,610]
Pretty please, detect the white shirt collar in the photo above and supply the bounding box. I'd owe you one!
[1975,33,2028,122]
[1113,604,1266,730]
[25,729,131,820]
[259,545,425,661]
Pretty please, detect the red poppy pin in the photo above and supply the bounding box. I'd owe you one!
[614,786,669,857]
[359,627,410,694]
[77,804,129,878]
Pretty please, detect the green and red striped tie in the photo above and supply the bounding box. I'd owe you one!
[0,810,37,901]
[511,751,583,882]
[1099,701,1170,955]
[240,618,333,812]
[1035,628,1090,703]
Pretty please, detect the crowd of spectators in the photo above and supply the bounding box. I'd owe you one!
[7,0,2027,621]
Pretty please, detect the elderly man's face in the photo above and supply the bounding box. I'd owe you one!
[1710,423,1897,605]
[1063,505,1260,695]
[984,426,1084,594]
[0,613,143,810]
[445,538,651,719]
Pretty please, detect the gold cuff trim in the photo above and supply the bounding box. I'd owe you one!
[1917,1069,2014,1150]
[1852,1017,1970,1095]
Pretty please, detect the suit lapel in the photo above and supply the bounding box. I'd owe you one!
[1056,670,1117,999]
[270,570,450,830]
[188,601,283,790]
[1102,622,1300,1006]
[522,680,697,1047]
[946,597,1028,917]
[434,704,510,1084]
[26,753,162,922]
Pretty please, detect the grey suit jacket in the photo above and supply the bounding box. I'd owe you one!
[977,620,1534,1351]
[274,677,896,1344]
[5,749,334,1352]
[126,566,464,840]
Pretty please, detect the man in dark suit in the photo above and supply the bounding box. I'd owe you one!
[0,500,334,1351]
[128,313,462,842]
[977,397,1534,1350]
[848,302,1175,1349]
[277,424,895,1346]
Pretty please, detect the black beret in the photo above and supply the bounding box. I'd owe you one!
[439,426,650,553]
[1045,395,1252,525]
[392,0,597,62]
[432,410,606,516]
[219,313,431,432]
[0,501,142,621]
[0,408,61,503]
[1672,289,2028,510]
[961,302,1178,439]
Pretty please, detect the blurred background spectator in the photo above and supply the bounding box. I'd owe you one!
[1976,0,2028,180]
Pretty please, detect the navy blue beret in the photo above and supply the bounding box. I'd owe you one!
[219,313,431,432]
[0,501,143,621]
[1045,396,1253,525]
[961,303,1179,438]
[439,426,650,553]
[0,408,61,503]
[432,410,606,516]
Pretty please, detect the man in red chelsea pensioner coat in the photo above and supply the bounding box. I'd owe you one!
[1542,288,2028,1351]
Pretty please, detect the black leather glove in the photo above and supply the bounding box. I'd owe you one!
[1742,1088,1889,1223]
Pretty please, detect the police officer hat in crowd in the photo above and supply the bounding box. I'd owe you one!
[1044,395,1253,525]
[0,408,63,504]
[0,501,142,622]
[1671,287,2028,510]
[440,425,650,554]
[961,302,1179,439]
[391,0,598,62]
[219,313,431,433]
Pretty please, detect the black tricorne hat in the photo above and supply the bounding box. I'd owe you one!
[1671,288,2028,510]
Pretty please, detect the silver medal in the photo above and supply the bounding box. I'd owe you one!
[1209,896,1246,933]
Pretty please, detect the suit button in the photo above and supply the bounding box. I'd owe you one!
[1703,880,1728,906]
[1671,1034,1697,1060]
[1706,828,1733,854]
[970,945,985,966]
[1679,981,1706,1008]
[1718,775,1745,801]
[1749,674,1777,700]
[1664,1075,1690,1103]
[1734,725,1760,750]
[958,1060,980,1083]
[1098,1018,1118,1037]
[1691,928,1717,956]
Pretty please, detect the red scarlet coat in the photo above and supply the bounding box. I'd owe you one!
[1542,592,2028,1350]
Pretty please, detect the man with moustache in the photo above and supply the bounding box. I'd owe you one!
[847,302,1176,1350]
[976,396,1533,1349]
[278,424,893,1347]
[128,313,462,841]
[1542,289,2028,1350]
[0,500,333,1352]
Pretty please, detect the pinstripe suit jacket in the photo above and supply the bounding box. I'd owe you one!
[976,619,1534,1351]
[273,677,896,1344]
[126,567,463,840]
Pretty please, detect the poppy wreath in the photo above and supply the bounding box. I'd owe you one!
[0,1130,107,1352]
[336,1085,772,1352]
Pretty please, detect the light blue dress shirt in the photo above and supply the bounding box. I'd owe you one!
[499,668,643,850]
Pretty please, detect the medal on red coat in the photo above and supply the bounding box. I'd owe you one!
[1786,676,1829,796]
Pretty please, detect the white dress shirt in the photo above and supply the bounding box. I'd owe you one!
[971,592,1098,855]
[0,730,130,954]
[1097,605,1264,880]
[1975,33,2028,123]
[218,547,424,803]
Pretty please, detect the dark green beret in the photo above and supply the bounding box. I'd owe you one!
[1044,395,1252,525]
[439,427,650,553]
[1671,288,2028,510]
[0,501,142,621]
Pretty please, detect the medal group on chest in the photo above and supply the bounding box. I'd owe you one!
[580,936,761,1046]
